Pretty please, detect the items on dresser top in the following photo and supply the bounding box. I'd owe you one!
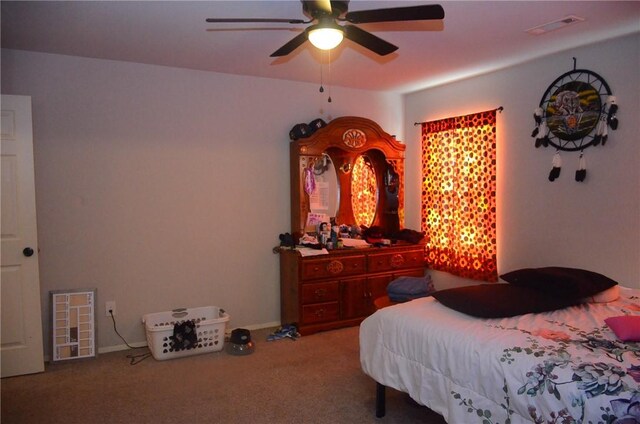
[340,238,370,248]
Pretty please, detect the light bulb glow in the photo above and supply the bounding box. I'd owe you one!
[308,27,344,50]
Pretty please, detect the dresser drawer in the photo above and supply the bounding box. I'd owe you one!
[301,281,339,304]
[367,249,424,273]
[301,302,340,324]
[301,256,366,281]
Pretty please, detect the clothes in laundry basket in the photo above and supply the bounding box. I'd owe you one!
[170,320,198,350]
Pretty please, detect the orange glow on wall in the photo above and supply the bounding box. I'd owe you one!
[420,110,497,281]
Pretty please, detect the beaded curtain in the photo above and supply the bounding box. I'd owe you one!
[420,110,497,281]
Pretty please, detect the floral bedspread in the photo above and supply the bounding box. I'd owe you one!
[359,286,640,423]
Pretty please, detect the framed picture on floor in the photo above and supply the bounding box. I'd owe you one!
[50,288,97,362]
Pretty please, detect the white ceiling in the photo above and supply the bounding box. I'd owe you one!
[2,1,639,93]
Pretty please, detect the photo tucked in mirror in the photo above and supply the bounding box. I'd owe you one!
[351,155,378,228]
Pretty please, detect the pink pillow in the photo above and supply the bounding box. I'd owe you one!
[582,285,620,303]
[605,315,640,342]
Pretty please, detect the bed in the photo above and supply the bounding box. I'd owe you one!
[360,270,640,423]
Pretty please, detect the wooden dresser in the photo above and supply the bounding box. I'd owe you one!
[280,243,426,335]
[282,116,424,334]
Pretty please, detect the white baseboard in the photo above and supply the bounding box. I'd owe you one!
[228,321,281,333]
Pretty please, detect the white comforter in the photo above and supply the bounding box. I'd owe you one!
[360,287,640,423]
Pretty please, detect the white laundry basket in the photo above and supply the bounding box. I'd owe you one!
[142,306,229,360]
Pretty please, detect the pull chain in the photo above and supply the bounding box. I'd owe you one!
[319,50,333,107]
[319,56,324,93]
[327,50,332,103]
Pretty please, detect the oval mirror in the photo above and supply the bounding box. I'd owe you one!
[351,155,378,228]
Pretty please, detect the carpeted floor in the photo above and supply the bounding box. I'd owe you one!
[1,325,446,424]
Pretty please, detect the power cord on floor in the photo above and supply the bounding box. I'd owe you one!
[108,310,152,365]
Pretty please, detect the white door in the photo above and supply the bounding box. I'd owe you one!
[1,94,45,377]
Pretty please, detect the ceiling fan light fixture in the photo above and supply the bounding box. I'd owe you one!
[308,23,344,50]
[210,2,446,57]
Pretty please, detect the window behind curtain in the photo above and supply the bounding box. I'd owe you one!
[420,110,497,282]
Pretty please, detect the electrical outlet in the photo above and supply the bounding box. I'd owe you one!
[105,301,116,317]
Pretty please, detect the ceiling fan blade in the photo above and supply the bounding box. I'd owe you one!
[303,0,332,15]
[343,25,398,56]
[345,4,445,24]
[270,31,309,57]
[206,18,307,24]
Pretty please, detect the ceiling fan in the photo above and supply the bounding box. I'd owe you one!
[205,0,444,57]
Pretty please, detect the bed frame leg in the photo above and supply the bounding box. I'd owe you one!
[375,382,386,418]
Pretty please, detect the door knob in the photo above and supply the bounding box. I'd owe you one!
[23,247,34,257]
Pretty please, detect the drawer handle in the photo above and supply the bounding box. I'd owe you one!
[315,309,325,317]
[313,267,320,271]
[390,254,405,268]
[326,260,344,274]
[314,288,327,298]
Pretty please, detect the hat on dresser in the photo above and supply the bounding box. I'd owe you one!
[289,123,311,140]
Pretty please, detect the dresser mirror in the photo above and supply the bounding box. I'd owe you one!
[290,116,405,239]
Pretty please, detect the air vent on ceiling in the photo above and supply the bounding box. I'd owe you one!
[526,15,585,35]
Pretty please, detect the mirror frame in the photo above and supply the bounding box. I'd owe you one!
[290,116,405,237]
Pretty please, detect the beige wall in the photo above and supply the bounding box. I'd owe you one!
[404,33,640,290]
[1,49,403,353]
[2,33,638,354]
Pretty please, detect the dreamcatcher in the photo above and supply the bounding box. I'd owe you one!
[531,59,618,182]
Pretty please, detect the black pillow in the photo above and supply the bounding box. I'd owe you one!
[499,267,618,299]
[431,284,581,318]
